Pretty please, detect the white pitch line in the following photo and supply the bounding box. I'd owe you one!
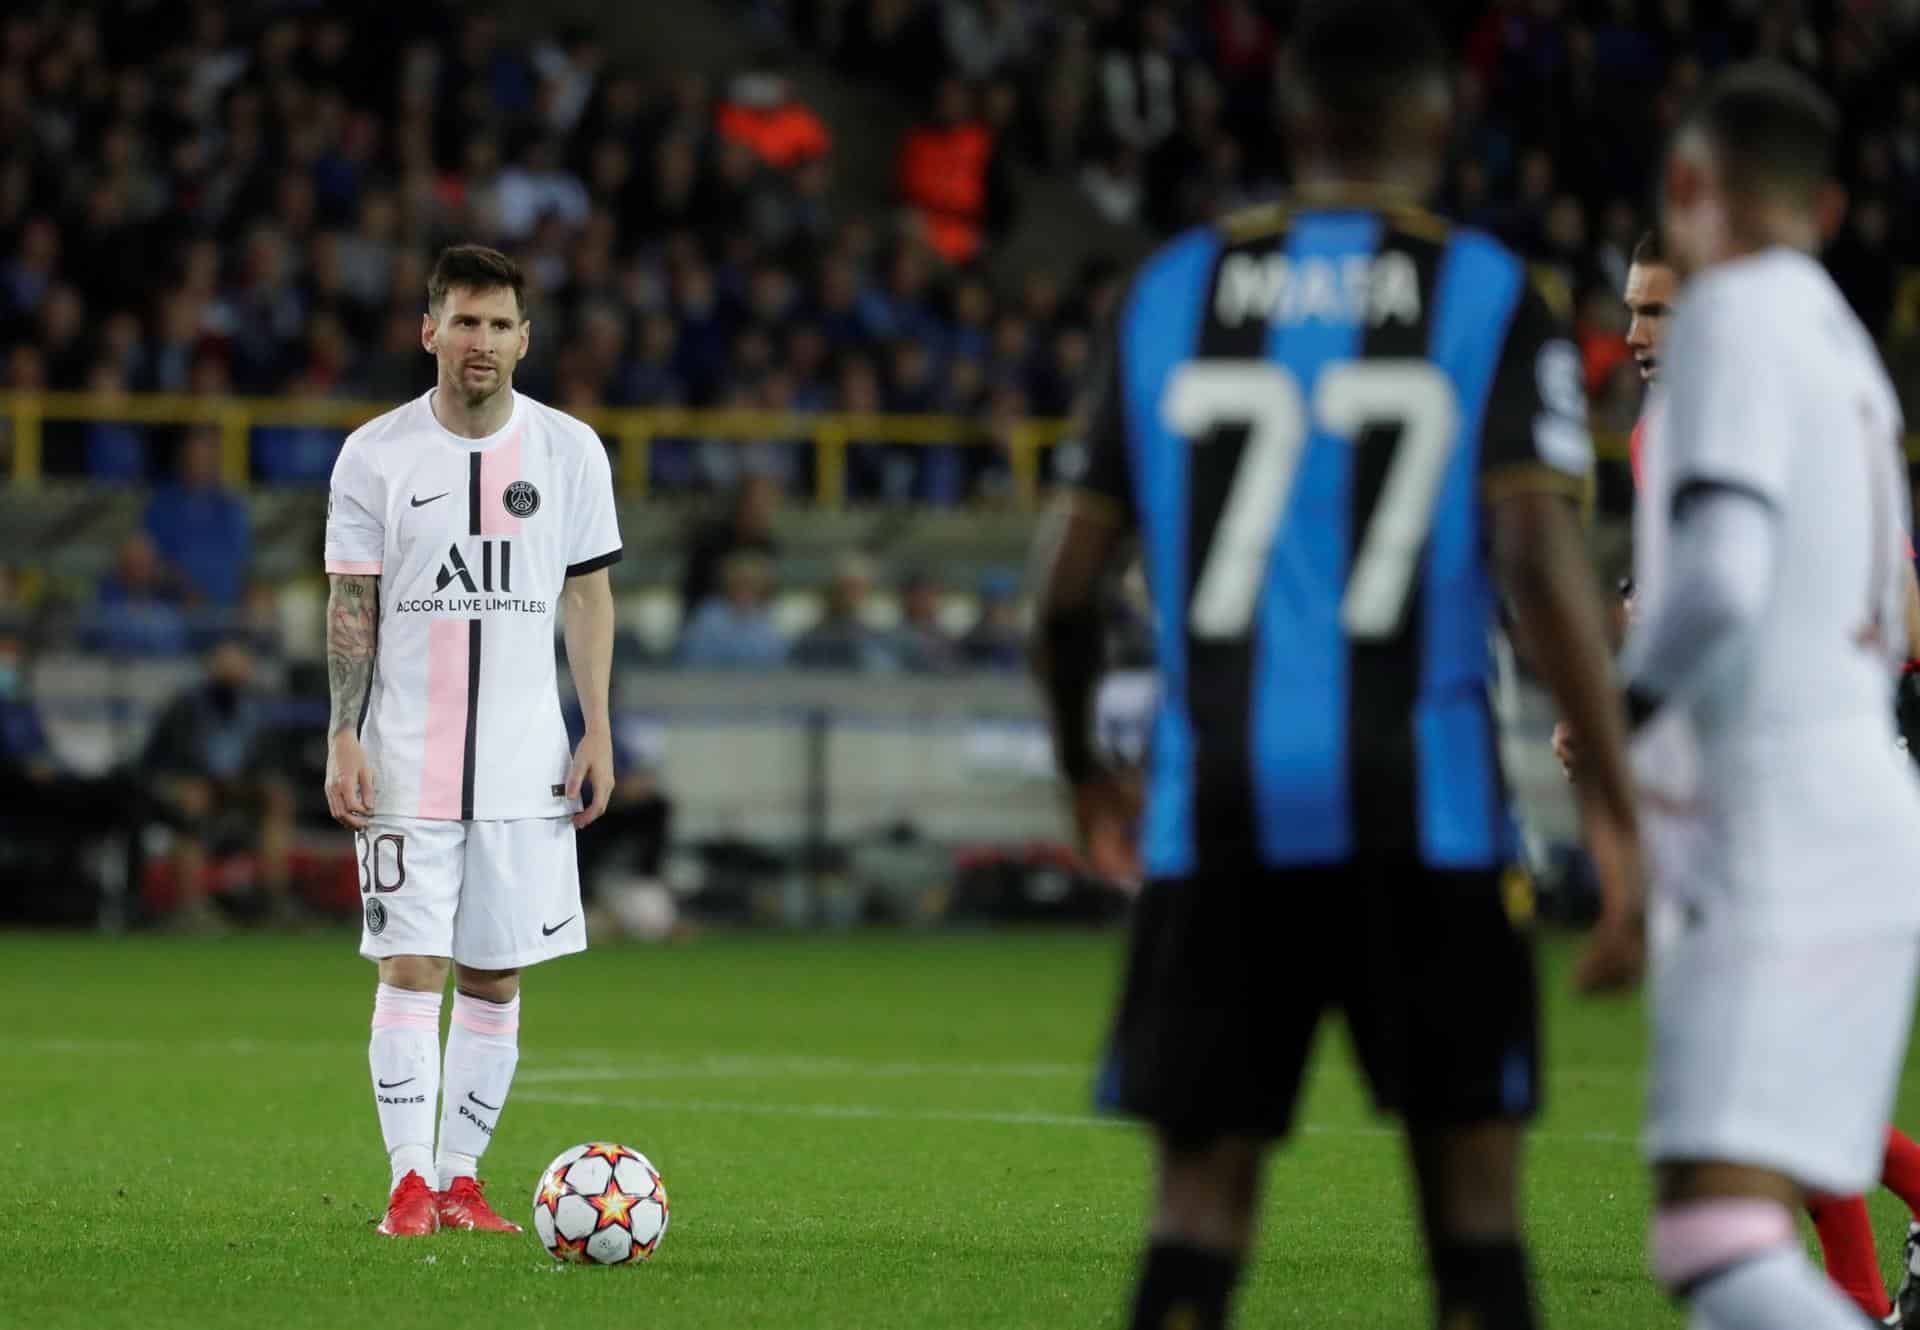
[515,1089,1641,1148]
[517,1057,1086,1084]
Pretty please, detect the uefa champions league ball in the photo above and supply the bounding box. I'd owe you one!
[531,1142,669,1264]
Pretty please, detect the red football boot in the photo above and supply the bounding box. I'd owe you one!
[376,1170,440,1236]
[436,1175,523,1232]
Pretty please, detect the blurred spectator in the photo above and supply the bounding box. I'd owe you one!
[144,426,251,608]
[88,532,191,658]
[564,674,675,926]
[495,137,591,241]
[897,77,1011,267]
[682,472,782,612]
[140,637,298,931]
[791,554,905,672]
[941,1,1038,82]
[677,551,787,668]
[896,568,960,673]
[1097,5,1183,156]
[960,571,1024,671]
[0,627,53,785]
[716,59,833,171]
[82,361,149,481]
[210,224,306,392]
[0,624,137,887]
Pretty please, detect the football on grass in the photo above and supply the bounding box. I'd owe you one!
[532,1142,669,1264]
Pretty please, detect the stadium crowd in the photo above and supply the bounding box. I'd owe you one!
[7,2,1920,497]
[7,0,1920,922]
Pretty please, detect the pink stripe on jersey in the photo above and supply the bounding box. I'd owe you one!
[326,559,383,575]
[478,429,525,536]
[416,618,471,819]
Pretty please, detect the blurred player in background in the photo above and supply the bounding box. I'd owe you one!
[1029,4,1642,1326]
[1624,63,1920,1330]
[1561,224,1920,1326]
[323,245,622,1236]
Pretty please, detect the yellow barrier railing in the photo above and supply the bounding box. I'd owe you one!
[15,391,1850,509]
[0,392,1074,507]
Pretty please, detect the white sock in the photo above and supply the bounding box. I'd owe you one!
[436,990,520,1184]
[370,983,442,1191]
[1689,1246,1870,1329]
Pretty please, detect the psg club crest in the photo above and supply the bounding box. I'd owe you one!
[503,480,540,518]
[364,897,387,936]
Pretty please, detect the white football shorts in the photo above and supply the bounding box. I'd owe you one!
[1645,895,1920,1195]
[354,815,585,970]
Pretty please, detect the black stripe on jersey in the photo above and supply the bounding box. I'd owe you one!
[460,619,481,820]
[1185,229,1286,857]
[468,452,483,536]
[565,548,623,578]
[1345,228,1447,861]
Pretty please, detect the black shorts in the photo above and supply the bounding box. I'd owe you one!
[1096,860,1539,1144]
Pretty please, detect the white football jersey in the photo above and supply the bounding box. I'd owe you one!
[324,389,621,821]
[1632,248,1920,927]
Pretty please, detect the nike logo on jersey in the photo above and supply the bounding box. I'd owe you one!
[467,1091,502,1112]
[541,916,576,937]
[410,492,450,508]
[377,1077,415,1090]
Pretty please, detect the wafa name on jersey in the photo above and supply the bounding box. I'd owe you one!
[1215,250,1422,329]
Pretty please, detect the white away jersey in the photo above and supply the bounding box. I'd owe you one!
[1632,248,1920,929]
[324,390,621,821]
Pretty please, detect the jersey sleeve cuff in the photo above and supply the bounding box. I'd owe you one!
[565,548,623,578]
[325,559,383,575]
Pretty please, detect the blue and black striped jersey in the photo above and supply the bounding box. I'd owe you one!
[1066,201,1593,878]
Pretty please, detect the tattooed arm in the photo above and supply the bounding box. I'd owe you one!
[323,573,379,827]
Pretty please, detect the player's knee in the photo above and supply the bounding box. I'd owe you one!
[1650,1198,1795,1297]
[378,954,449,993]
[1155,1134,1263,1241]
[1412,1123,1523,1241]
[454,965,519,1003]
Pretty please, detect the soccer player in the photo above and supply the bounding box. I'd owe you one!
[1569,219,1920,1328]
[323,245,621,1236]
[1624,63,1920,1330]
[1027,4,1643,1327]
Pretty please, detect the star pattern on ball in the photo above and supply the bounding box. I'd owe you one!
[536,1175,566,1213]
[552,1229,591,1262]
[587,1183,639,1232]
[581,1142,636,1167]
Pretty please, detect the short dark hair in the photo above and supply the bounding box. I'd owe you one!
[1292,0,1449,158]
[1678,60,1838,205]
[427,244,526,319]
[1630,230,1665,267]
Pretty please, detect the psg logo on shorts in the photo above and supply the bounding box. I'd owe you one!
[502,480,541,518]
[364,897,387,936]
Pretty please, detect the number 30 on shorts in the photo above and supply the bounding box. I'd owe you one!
[354,831,407,894]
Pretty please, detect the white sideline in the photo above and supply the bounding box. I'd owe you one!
[3,1037,1642,1145]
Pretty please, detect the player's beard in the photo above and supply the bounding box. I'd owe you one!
[454,361,508,409]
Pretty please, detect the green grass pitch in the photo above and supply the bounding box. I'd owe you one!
[2,929,1914,1329]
